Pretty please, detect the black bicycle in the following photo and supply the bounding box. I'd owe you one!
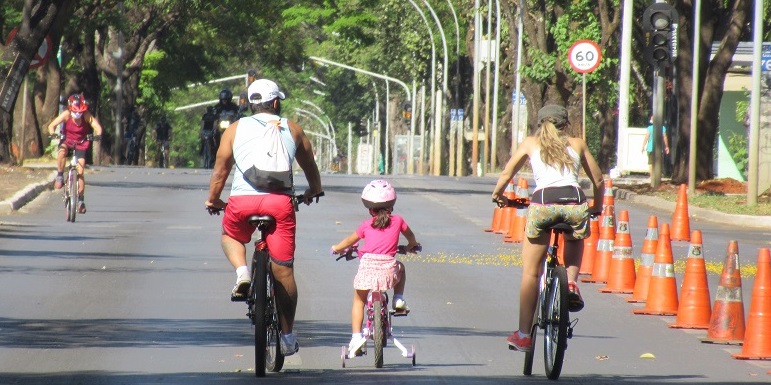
[208,191,323,377]
[496,197,577,380]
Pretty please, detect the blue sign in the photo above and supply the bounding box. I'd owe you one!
[511,90,527,106]
[451,109,464,122]
[763,43,771,73]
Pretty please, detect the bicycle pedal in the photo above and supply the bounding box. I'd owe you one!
[391,309,410,317]
[230,295,247,302]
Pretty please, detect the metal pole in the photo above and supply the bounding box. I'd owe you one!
[347,122,352,175]
[405,0,436,174]
[472,0,481,176]
[386,80,390,174]
[747,0,764,205]
[652,69,665,188]
[483,0,492,176]
[512,0,524,153]
[422,0,449,175]
[113,4,124,165]
[491,0,501,172]
[688,0,701,194]
[419,84,427,174]
[618,0,633,176]
[409,80,417,175]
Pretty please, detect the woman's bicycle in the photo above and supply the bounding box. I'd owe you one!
[207,192,323,377]
[52,134,92,222]
[497,197,578,380]
[334,244,420,369]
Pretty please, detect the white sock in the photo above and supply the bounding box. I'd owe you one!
[352,333,362,339]
[236,266,248,278]
[518,330,531,338]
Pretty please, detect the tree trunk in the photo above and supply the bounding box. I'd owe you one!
[672,0,752,183]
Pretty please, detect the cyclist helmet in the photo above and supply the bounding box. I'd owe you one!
[361,179,396,209]
[219,89,233,103]
[67,93,88,113]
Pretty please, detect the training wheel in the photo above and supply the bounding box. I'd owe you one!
[341,345,347,368]
[411,344,416,366]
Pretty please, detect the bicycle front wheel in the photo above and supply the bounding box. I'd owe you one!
[67,171,78,222]
[252,251,268,377]
[373,299,385,368]
[543,265,569,380]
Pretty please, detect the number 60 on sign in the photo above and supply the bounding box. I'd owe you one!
[568,40,602,74]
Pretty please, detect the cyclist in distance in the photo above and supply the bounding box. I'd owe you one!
[491,104,604,352]
[238,69,257,117]
[330,179,420,355]
[205,78,322,357]
[47,93,103,214]
[155,114,172,167]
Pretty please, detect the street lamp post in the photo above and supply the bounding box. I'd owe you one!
[446,0,461,176]
[420,0,449,176]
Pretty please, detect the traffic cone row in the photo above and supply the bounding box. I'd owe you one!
[485,178,516,233]
[486,177,771,361]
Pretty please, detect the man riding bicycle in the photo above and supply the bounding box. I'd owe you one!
[205,78,322,357]
[47,93,103,214]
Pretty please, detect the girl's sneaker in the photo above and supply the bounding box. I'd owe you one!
[348,334,366,354]
[394,298,409,311]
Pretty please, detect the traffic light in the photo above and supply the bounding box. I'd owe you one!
[402,101,412,120]
[643,3,678,69]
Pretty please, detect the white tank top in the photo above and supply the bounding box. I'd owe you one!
[530,147,581,189]
[230,113,297,196]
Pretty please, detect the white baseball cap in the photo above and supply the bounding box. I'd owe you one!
[248,79,286,104]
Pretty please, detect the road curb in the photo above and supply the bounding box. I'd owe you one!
[616,187,771,230]
[0,170,56,214]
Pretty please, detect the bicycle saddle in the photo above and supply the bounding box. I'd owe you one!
[247,215,275,228]
[547,222,574,232]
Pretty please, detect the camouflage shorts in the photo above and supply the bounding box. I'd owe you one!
[524,201,590,240]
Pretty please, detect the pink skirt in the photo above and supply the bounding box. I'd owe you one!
[353,253,400,291]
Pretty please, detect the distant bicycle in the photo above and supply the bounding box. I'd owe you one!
[158,140,170,168]
[334,244,419,368]
[207,192,324,377]
[52,133,92,222]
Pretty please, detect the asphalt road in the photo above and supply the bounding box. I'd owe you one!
[1,167,769,384]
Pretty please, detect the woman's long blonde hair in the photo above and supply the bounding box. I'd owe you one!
[536,119,574,172]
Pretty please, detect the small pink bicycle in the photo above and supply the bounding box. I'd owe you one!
[334,244,420,368]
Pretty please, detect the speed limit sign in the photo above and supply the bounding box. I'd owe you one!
[568,40,602,74]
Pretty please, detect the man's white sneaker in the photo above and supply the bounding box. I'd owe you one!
[348,334,367,354]
[280,333,299,356]
[231,275,250,298]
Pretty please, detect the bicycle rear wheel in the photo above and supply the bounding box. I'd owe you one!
[373,298,385,368]
[543,265,569,380]
[67,171,78,222]
[265,271,284,373]
[252,251,268,377]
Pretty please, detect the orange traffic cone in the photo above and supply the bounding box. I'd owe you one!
[733,248,771,359]
[628,215,659,303]
[602,178,614,209]
[669,230,711,329]
[671,184,691,242]
[485,207,502,233]
[579,200,599,275]
[634,223,679,316]
[702,240,745,345]
[601,210,636,293]
[581,205,614,284]
[503,178,529,243]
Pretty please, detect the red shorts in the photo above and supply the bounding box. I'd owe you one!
[222,194,296,266]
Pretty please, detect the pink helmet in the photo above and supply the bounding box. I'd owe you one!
[361,179,396,209]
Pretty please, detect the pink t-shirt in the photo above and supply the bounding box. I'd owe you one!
[356,214,408,255]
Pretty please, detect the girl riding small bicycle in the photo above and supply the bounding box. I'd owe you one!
[331,179,420,355]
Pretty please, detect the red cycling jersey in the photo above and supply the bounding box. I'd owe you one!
[62,116,92,151]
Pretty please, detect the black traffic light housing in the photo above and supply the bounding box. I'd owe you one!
[402,101,412,120]
[643,3,678,69]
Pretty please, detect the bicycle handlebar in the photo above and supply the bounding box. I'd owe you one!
[492,196,601,218]
[205,191,324,215]
[333,244,422,261]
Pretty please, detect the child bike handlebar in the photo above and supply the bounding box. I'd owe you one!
[332,244,422,261]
